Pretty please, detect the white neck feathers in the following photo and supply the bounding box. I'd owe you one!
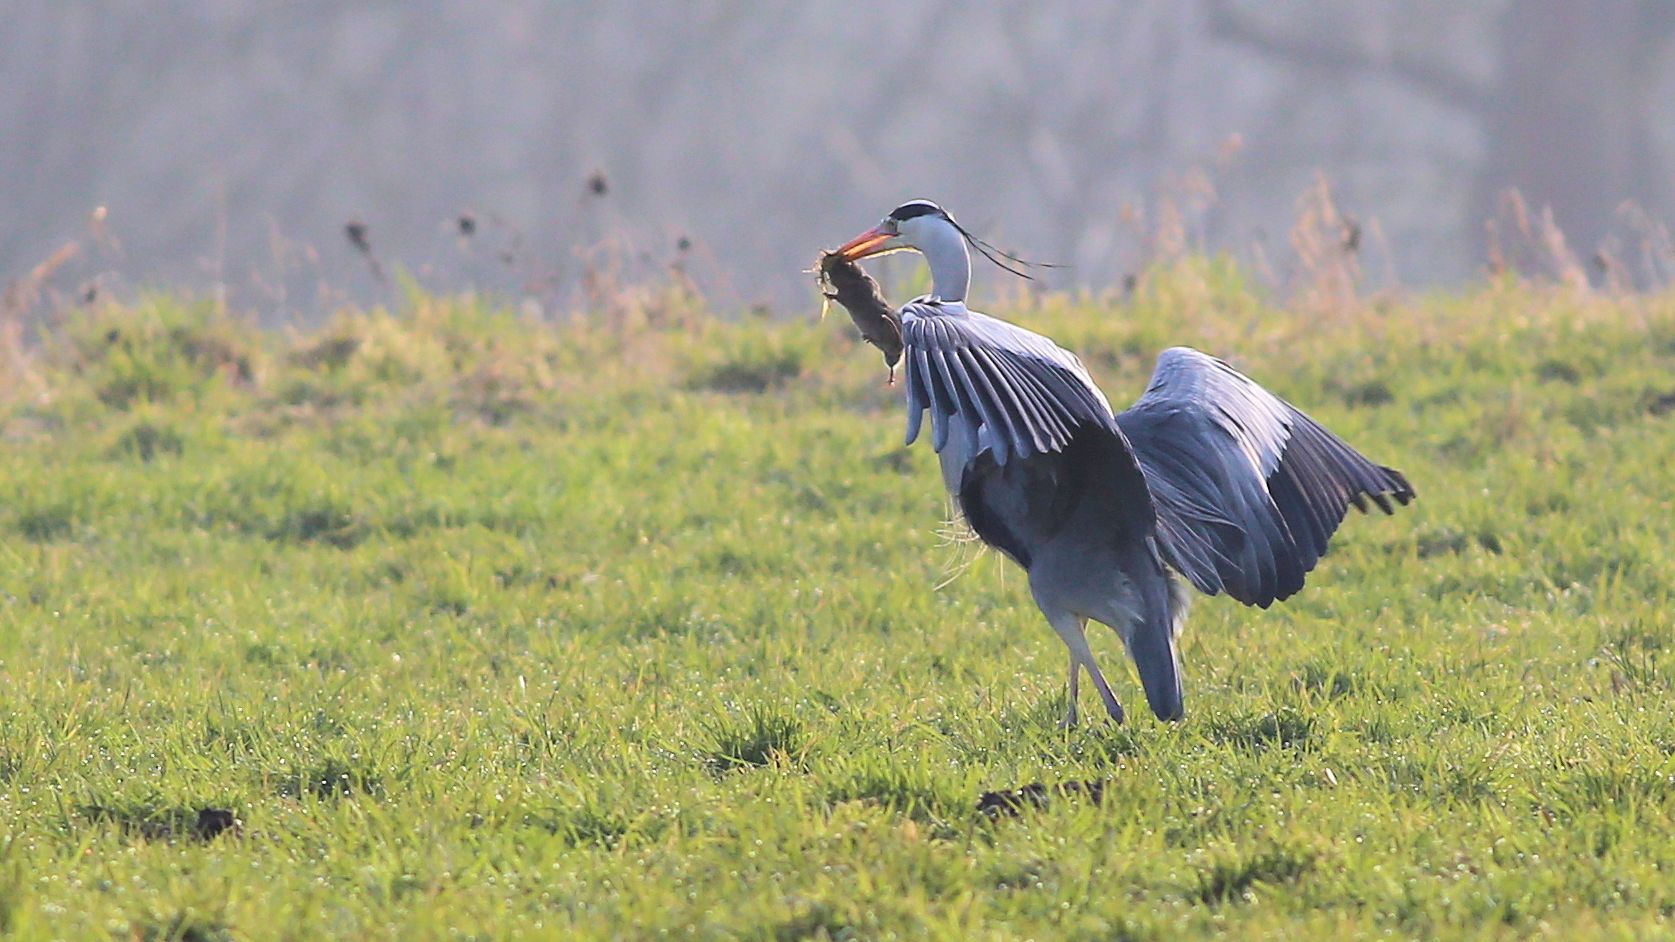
[916,217,971,303]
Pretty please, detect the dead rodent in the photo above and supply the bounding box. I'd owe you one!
[816,250,903,381]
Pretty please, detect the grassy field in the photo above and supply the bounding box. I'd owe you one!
[2,263,1674,940]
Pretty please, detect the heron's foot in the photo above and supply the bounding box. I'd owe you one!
[1059,705,1079,729]
[1103,701,1126,725]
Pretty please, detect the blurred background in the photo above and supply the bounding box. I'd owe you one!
[6,1,1675,321]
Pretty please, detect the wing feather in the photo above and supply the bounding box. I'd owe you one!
[939,343,1016,463]
[899,303,1117,464]
[957,347,1029,461]
[903,345,930,447]
[976,348,1067,451]
[910,342,956,452]
[1117,347,1413,607]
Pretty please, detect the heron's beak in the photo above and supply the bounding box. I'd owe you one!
[836,226,895,262]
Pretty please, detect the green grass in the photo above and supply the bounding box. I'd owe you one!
[3,265,1675,939]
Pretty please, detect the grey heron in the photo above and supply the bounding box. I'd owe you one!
[833,200,1414,725]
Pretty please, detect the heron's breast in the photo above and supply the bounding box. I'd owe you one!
[953,446,1083,569]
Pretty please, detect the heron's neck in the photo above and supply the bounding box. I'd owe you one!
[919,219,971,303]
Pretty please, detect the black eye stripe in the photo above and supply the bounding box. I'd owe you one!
[888,200,946,222]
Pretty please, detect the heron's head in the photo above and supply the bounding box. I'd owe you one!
[835,200,955,262]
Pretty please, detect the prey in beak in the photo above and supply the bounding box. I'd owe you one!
[815,248,903,385]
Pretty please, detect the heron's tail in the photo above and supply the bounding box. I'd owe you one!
[1127,559,1190,721]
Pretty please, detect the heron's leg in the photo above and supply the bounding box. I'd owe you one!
[1045,612,1125,725]
[1061,654,1081,729]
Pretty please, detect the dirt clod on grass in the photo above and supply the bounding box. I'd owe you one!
[977,779,1107,817]
[81,805,244,842]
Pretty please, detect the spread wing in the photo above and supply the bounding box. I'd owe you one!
[899,303,1117,465]
[1115,347,1414,608]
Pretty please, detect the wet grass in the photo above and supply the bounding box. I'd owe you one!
[2,268,1675,938]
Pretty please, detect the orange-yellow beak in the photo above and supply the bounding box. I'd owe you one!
[835,226,895,262]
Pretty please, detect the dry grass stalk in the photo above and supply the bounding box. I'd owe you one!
[1288,173,1362,319]
[1486,189,1588,292]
